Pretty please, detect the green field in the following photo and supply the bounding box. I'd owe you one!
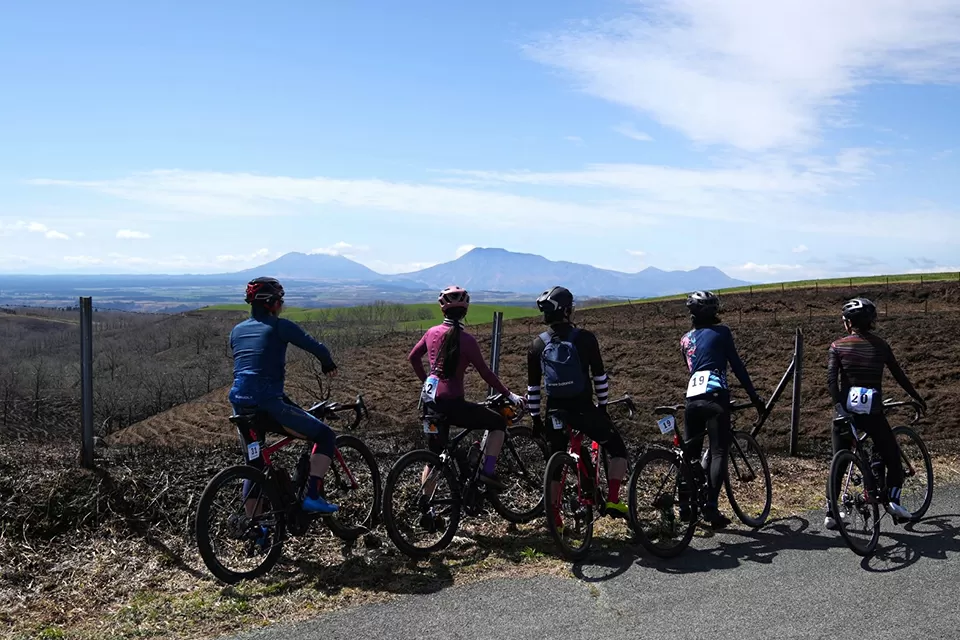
[202,302,541,328]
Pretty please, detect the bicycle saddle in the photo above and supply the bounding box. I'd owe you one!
[653,404,683,415]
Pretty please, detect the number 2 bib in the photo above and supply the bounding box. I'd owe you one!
[421,374,440,404]
[846,387,876,414]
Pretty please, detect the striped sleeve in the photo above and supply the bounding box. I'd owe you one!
[526,385,541,416]
[594,374,609,405]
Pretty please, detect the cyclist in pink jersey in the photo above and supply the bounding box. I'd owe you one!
[409,285,524,491]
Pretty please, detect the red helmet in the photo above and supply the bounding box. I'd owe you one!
[245,277,284,306]
[438,285,470,312]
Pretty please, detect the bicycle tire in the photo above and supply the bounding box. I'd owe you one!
[543,451,593,561]
[627,447,696,559]
[828,449,880,557]
[488,426,549,523]
[196,464,286,584]
[325,434,383,541]
[382,449,461,558]
[724,431,772,528]
[891,425,933,520]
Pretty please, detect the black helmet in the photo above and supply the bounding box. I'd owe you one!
[245,276,284,306]
[537,286,574,320]
[686,290,720,317]
[841,298,877,326]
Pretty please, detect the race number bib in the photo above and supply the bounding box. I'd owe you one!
[686,370,712,398]
[421,374,439,404]
[657,415,676,434]
[846,387,876,415]
[246,441,261,461]
[551,416,565,430]
[422,419,439,435]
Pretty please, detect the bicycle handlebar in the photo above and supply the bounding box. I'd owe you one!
[306,393,369,430]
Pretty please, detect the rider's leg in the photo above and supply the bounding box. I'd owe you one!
[447,399,508,490]
[421,424,449,497]
[577,405,628,511]
[701,401,733,528]
[864,415,910,518]
[266,397,339,514]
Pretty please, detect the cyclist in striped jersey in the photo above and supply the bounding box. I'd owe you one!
[824,297,927,529]
[525,286,629,521]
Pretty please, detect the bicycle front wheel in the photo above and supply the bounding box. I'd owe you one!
[382,449,461,558]
[828,450,880,557]
[325,434,382,541]
[488,426,549,523]
[544,451,594,561]
[195,465,286,584]
[892,425,933,520]
[724,431,772,528]
[627,447,696,558]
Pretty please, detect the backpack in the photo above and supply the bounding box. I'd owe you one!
[539,328,586,398]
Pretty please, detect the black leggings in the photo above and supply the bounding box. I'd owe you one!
[832,413,904,489]
[683,397,732,509]
[426,397,506,455]
[543,404,627,459]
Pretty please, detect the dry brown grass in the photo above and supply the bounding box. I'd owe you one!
[3,439,958,640]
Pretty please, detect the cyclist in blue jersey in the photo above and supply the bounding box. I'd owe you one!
[229,276,340,514]
[680,291,765,528]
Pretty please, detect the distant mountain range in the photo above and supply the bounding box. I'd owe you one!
[0,248,749,311]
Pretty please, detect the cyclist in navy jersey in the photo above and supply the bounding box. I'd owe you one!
[229,277,340,514]
[680,291,765,528]
[823,297,927,529]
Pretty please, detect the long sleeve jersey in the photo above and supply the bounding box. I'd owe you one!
[408,320,510,401]
[680,324,759,400]
[826,331,921,413]
[229,312,335,404]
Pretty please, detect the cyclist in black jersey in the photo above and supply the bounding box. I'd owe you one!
[823,297,927,529]
[526,286,629,526]
[680,291,765,529]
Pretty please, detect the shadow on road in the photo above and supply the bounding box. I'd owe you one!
[860,514,960,573]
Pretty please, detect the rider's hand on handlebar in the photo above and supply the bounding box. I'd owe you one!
[508,392,525,409]
[834,402,852,419]
[915,396,928,415]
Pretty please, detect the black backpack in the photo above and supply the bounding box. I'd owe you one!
[539,328,586,398]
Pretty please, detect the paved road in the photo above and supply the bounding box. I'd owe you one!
[228,486,960,640]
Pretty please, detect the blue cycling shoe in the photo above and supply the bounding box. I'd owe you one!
[302,495,339,514]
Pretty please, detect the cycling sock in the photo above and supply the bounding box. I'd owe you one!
[607,479,622,503]
[889,486,902,503]
[482,454,497,475]
[307,476,323,500]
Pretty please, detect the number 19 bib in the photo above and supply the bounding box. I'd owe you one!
[846,387,876,414]
[686,370,712,398]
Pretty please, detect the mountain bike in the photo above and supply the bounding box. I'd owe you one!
[542,395,637,561]
[381,393,548,558]
[627,399,772,558]
[195,393,381,584]
[827,413,933,557]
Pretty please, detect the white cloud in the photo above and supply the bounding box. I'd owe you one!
[75,231,85,238]
[215,248,271,263]
[906,265,960,274]
[729,262,805,276]
[523,1,960,151]
[627,249,646,257]
[455,245,476,258]
[116,229,150,239]
[2,220,71,240]
[63,255,104,265]
[308,241,369,258]
[45,230,69,240]
[792,245,809,253]
[614,122,653,142]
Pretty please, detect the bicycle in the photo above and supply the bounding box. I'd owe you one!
[381,393,548,559]
[195,393,381,584]
[627,399,772,558]
[826,412,933,557]
[542,395,637,561]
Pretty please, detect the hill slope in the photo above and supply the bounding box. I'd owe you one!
[111,281,960,450]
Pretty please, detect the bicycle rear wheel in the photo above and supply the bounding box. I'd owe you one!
[544,451,594,561]
[325,434,382,541]
[488,426,549,523]
[724,431,772,528]
[828,450,880,557]
[627,447,696,559]
[195,465,285,584]
[891,426,933,521]
[382,449,461,558]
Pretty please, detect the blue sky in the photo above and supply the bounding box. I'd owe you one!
[2,0,960,282]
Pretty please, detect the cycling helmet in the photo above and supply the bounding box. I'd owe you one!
[841,298,877,326]
[537,286,574,321]
[438,285,470,312]
[686,290,720,317]
[245,277,284,306]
